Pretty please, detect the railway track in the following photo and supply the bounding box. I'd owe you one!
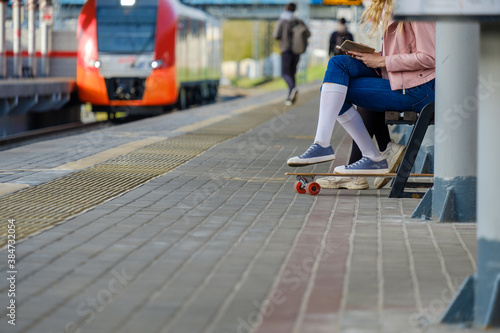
[0,119,111,150]
[0,90,245,150]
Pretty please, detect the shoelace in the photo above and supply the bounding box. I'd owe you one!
[347,157,370,169]
[300,144,319,157]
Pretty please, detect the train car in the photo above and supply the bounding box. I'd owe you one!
[76,0,222,116]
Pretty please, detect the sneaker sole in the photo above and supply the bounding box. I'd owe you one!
[374,177,392,189]
[318,182,369,190]
[334,168,389,175]
[287,155,335,167]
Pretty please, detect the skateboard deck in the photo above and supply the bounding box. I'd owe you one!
[286,172,433,177]
[286,172,434,195]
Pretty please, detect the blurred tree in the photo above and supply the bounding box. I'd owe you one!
[223,20,279,61]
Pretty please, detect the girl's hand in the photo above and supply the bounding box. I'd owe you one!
[347,51,385,69]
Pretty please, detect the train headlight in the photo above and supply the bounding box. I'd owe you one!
[87,59,101,69]
[151,60,164,70]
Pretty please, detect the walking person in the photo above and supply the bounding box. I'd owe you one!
[273,2,311,106]
[287,0,435,176]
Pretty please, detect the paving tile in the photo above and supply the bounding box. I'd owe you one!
[0,85,494,333]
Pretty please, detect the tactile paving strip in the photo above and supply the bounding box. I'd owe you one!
[0,104,288,247]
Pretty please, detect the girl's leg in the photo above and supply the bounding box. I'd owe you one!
[318,108,389,189]
[314,56,380,148]
[287,56,379,167]
[333,78,434,174]
[348,107,390,164]
[343,77,435,113]
[334,106,389,174]
[286,82,345,166]
[338,106,384,161]
[313,83,348,147]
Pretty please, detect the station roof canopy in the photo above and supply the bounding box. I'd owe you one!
[6,0,84,4]
[41,0,361,5]
[3,0,362,6]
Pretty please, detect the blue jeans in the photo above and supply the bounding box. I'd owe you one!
[323,55,435,115]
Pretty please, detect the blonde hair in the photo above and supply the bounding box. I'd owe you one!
[360,0,394,37]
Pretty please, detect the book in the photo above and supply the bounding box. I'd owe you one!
[336,40,375,54]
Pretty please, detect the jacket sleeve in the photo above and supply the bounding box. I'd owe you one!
[385,22,436,72]
[273,20,283,40]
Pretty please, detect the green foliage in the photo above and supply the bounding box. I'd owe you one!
[232,64,326,91]
[223,21,253,61]
[222,19,328,91]
[222,20,279,61]
[229,77,272,88]
[306,65,326,82]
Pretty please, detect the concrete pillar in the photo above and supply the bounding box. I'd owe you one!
[432,22,479,222]
[296,0,309,85]
[39,0,51,77]
[252,20,260,78]
[28,0,36,76]
[12,0,22,78]
[0,1,6,78]
[475,22,500,327]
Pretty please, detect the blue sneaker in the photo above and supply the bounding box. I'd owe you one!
[287,143,335,167]
[334,156,389,175]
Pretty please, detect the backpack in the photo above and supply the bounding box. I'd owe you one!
[331,31,353,56]
[289,20,310,55]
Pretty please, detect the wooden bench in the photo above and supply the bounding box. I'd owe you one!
[385,102,435,198]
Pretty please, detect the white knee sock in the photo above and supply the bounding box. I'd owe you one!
[337,106,383,161]
[313,83,348,147]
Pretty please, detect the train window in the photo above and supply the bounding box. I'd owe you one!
[96,7,157,54]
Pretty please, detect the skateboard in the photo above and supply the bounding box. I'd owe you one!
[285,172,434,196]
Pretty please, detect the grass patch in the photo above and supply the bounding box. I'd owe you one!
[230,77,274,89]
[306,64,327,82]
[231,64,326,91]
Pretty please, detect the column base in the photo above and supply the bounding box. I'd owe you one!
[412,177,476,222]
[442,274,500,327]
[412,187,433,219]
[441,275,474,324]
[411,186,456,221]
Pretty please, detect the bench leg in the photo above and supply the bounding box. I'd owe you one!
[389,102,435,198]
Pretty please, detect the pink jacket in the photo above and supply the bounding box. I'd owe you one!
[382,21,436,91]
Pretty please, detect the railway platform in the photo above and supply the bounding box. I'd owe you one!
[0,83,495,333]
[0,77,76,116]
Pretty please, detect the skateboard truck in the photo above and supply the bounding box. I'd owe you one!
[287,172,433,196]
[294,175,321,196]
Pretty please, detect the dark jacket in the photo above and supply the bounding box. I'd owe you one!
[329,28,354,56]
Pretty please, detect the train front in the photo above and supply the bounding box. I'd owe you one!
[77,0,178,113]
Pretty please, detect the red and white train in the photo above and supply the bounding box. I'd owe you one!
[76,0,222,115]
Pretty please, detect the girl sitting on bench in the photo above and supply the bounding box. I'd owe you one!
[287,0,435,175]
